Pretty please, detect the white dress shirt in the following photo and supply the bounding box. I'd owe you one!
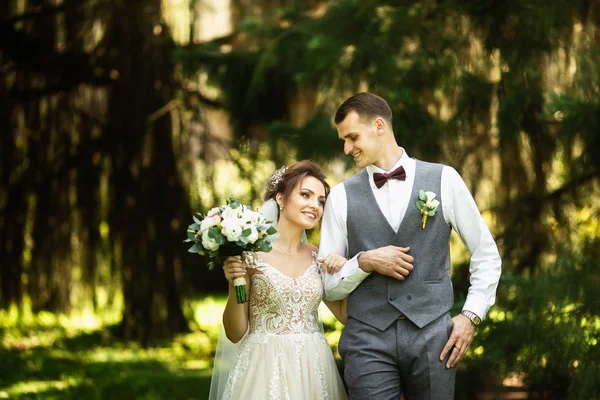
[319,149,502,320]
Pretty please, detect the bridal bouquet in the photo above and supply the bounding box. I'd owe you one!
[185,198,278,303]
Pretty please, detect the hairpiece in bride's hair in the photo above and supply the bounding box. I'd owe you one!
[265,166,286,193]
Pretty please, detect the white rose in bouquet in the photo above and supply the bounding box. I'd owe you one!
[200,214,221,232]
[221,205,241,221]
[241,207,259,225]
[221,218,243,242]
[206,207,220,217]
[201,230,220,251]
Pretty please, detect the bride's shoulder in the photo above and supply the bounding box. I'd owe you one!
[303,244,319,262]
[303,243,318,254]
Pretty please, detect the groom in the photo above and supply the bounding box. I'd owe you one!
[320,92,502,399]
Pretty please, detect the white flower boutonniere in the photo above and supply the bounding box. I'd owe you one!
[416,190,440,229]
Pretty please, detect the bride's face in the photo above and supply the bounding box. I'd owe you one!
[278,176,326,230]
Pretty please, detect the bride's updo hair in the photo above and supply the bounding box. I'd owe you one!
[263,160,330,204]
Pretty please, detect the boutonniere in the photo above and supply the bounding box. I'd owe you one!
[416,190,440,229]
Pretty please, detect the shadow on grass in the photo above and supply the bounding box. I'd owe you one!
[0,329,213,400]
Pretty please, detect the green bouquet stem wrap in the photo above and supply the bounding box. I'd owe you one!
[233,277,247,303]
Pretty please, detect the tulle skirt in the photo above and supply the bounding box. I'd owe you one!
[222,332,347,400]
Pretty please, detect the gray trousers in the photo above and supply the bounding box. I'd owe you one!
[338,313,456,400]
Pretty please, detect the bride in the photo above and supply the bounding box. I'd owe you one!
[209,160,348,400]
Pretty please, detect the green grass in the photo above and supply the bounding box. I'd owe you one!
[0,299,225,400]
[0,341,213,399]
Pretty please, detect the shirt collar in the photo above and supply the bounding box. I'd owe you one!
[367,147,412,177]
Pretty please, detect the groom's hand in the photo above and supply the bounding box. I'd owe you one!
[358,246,414,280]
[440,314,475,368]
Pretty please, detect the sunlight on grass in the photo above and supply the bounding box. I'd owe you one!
[183,359,212,371]
[193,297,226,333]
[86,347,148,363]
[1,305,121,350]
[5,378,83,396]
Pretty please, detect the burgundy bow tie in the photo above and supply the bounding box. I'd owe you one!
[373,165,406,189]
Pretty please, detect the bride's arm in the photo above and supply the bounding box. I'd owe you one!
[320,253,348,324]
[322,298,347,325]
[222,256,250,343]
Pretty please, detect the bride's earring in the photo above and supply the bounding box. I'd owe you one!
[279,205,284,211]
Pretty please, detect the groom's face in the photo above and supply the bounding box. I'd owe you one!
[336,111,380,169]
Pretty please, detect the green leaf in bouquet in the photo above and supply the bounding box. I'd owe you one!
[416,200,424,210]
[215,234,225,245]
[227,198,241,208]
[189,223,200,231]
[428,210,435,217]
[266,226,277,235]
[193,215,202,224]
[257,242,271,252]
[187,231,196,241]
[242,228,252,237]
[419,190,427,201]
[208,227,221,239]
[207,261,215,270]
[188,243,202,253]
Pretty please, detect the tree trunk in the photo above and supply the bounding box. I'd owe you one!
[104,0,190,343]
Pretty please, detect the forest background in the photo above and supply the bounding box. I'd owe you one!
[1,0,599,399]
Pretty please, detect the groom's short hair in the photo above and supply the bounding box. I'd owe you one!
[334,92,392,125]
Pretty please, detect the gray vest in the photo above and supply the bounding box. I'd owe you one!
[345,160,453,331]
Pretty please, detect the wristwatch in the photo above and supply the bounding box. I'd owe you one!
[461,310,481,326]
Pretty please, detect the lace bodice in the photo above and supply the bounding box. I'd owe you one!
[245,252,322,335]
[219,252,346,400]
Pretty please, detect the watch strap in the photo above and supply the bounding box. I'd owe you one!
[461,310,481,326]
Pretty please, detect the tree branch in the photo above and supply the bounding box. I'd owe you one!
[488,168,599,217]
[545,170,599,201]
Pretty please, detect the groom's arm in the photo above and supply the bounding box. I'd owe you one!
[442,166,502,320]
[319,184,371,301]
[439,166,502,368]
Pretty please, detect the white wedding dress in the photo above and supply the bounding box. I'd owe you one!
[219,252,347,400]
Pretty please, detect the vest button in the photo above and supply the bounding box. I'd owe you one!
[389,296,397,301]
[406,295,412,300]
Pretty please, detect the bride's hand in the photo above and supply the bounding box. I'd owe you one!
[319,254,347,274]
[223,256,247,285]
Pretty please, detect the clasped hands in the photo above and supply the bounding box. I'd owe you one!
[358,245,414,280]
[321,245,415,277]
